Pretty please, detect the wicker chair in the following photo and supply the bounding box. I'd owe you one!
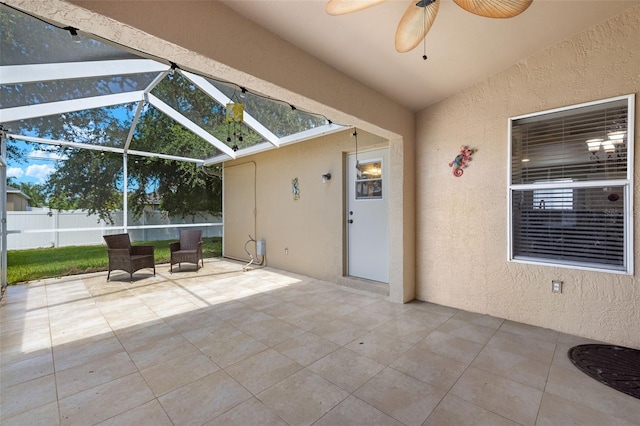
[170,230,204,272]
[103,233,155,282]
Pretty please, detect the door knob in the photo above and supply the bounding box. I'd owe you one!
[348,219,353,224]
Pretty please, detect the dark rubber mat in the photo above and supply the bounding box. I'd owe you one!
[568,344,640,400]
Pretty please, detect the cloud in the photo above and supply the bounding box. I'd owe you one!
[26,164,56,183]
[28,149,67,161]
[7,167,25,179]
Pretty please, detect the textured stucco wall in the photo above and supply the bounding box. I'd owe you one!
[223,130,391,292]
[6,0,416,302]
[416,6,640,347]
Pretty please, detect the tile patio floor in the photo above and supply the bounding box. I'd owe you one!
[1,259,638,425]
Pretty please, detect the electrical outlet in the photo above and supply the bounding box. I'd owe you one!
[552,280,563,294]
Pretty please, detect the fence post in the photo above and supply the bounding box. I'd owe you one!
[54,210,60,248]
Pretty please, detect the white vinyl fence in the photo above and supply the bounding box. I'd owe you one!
[7,209,222,250]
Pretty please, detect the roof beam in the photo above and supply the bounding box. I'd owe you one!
[8,134,205,164]
[180,70,281,147]
[278,122,346,146]
[0,91,144,122]
[147,93,236,159]
[202,122,345,166]
[0,59,170,85]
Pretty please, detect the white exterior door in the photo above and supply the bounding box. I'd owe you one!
[347,148,389,283]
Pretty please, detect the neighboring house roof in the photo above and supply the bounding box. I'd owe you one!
[6,186,31,200]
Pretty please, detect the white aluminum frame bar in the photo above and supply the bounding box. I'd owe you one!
[124,69,173,150]
[1,131,7,292]
[8,134,205,164]
[147,93,236,159]
[0,91,144,122]
[202,122,344,166]
[181,71,281,147]
[0,59,170,85]
[124,101,145,151]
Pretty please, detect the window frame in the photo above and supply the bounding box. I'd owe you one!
[507,94,635,274]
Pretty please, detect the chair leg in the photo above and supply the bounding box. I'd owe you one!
[130,272,133,283]
[107,269,111,281]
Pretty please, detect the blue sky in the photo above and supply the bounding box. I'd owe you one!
[7,140,63,185]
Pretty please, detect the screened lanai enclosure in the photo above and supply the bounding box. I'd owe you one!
[0,4,345,290]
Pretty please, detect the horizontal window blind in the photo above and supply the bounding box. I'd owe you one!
[511,99,628,184]
[509,96,632,272]
[512,187,625,269]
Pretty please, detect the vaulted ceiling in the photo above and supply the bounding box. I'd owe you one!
[221,0,640,111]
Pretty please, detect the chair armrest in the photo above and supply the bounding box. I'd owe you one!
[107,248,130,259]
[131,245,154,256]
[169,242,180,252]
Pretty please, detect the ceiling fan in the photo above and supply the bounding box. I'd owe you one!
[326,0,533,54]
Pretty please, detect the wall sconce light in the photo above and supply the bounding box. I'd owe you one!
[322,173,332,183]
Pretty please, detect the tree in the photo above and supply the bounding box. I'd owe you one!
[18,182,47,208]
[1,4,325,223]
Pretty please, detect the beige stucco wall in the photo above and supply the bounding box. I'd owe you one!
[415,6,640,347]
[224,130,389,292]
[9,0,415,301]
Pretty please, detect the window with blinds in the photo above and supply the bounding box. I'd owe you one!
[509,95,634,273]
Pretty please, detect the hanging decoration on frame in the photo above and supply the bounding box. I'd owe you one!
[226,102,244,151]
[292,178,300,201]
[448,145,477,177]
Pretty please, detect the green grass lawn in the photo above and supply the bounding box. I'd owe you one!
[7,237,222,285]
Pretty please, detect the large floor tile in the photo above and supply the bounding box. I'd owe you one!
[436,317,498,345]
[354,367,446,426]
[390,345,468,391]
[204,397,287,426]
[418,330,485,364]
[487,329,556,364]
[310,318,370,346]
[0,353,54,389]
[470,345,551,390]
[0,374,57,420]
[226,348,303,394]
[424,394,519,426]
[97,400,173,426]
[53,334,125,372]
[198,328,269,368]
[257,369,349,426]
[0,401,60,426]
[158,370,252,425]
[345,329,415,365]
[140,351,220,396]
[55,351,137,399]
[2,262,639,426]
[450,367,543,426]
[126,332,200,370]
[308,347,385,393]
[314,395,403,426]
[58,373,155,425]
[536,392,639,426]
[273,331,341,366]
[544,364,640,425]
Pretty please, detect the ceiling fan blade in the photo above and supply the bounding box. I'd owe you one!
[453,0,533,18]
[325,0,388,15]
[395,0,439,53]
